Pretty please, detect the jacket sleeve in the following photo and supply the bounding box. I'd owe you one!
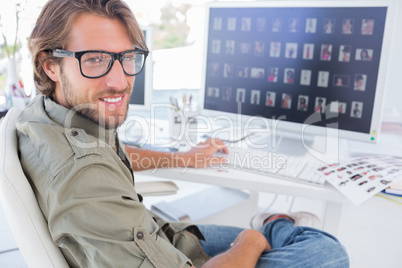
[46,149,192,268]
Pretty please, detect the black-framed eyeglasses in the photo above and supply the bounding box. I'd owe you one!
[51,48,149,79]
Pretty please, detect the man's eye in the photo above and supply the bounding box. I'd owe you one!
[122,53,136,61]
[82,53,110,65]
[122,56,135,61]
[86,57,105,63]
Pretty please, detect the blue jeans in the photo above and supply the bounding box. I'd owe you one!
[198,218,349,267]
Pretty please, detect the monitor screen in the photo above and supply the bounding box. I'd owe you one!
[129,27,153,110]
[200,1,398,143]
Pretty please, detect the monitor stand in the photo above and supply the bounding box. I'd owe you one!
[251,130,345,168]
[209,117,314,156]
[209,115,341,162]
[247,130,314,156]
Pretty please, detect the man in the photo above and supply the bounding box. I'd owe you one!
[17,0,349,267]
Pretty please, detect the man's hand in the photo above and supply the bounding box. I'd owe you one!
[179,138,229,168]
[125,138,229,171]
[231,229,271,252]
[197,229,271,268]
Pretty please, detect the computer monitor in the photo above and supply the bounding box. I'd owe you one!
[200,0,398,149]
[129,26,153,111]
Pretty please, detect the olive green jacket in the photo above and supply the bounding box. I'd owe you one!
[16,96,209,268]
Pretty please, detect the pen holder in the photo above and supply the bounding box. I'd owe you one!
[168,104,198,142]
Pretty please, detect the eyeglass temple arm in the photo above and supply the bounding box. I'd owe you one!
[52,49,75,58]
[134,47,150,55]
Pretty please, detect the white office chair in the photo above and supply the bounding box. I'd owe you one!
[0,107,178,267]
[0,108,69,267]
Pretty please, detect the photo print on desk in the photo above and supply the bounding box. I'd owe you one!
[316,156,402,205]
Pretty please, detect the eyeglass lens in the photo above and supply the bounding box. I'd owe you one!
[80,51,145,77]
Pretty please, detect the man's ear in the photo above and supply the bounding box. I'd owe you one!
[39,51,60,82]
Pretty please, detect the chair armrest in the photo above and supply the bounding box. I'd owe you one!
[135,181,179,196]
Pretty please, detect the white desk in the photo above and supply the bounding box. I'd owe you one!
[139,153,402,236]
[140,167,344,235]
[123,113,402,235]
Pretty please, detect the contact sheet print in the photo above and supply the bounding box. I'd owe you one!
[316,156,402,205]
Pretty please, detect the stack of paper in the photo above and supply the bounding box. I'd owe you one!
[383,180,402,197]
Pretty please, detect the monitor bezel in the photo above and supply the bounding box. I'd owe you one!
[129,26,153,111]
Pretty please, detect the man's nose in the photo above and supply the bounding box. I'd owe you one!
[105,60,127,90]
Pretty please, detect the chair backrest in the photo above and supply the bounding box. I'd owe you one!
[0,108,69,268]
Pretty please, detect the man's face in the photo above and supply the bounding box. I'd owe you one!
[54,14,135,129]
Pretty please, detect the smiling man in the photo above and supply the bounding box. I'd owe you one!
[16,0,349,267]
[42,12,142,129]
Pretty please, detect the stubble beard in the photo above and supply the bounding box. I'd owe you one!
[59,68,132,130]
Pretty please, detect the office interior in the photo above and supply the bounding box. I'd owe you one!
[1,0,402,267]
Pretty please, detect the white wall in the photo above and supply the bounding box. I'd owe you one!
[383,2,402,116]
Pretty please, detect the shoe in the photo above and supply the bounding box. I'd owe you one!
[250,211,322,232]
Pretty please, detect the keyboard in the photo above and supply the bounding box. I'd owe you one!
[219,146,327,187]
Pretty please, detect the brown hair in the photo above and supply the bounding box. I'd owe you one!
[28,0,147,96]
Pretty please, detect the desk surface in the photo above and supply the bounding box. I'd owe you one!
[140,166,402,211]
[141,167,345,202]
